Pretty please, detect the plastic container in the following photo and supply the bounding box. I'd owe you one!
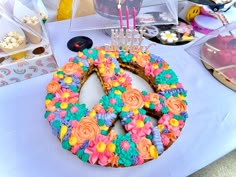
[186,22,236,91]
[94,0,143,20]
[70,0,178,31]
[0,1,57,87]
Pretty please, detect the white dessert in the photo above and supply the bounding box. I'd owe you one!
[22,16,40,25]
[0,32,25,49]
[160,31,178,43]
[22,15,42,44]
[159,12,174,22]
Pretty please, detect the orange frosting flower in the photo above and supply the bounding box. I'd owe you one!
[108,154,119,167]
[108,130,117,141]
[121,88,144,109]
[46,104,57,112]
[103,80,113,90]
[136,54,150,67]
[167,132,176,141]
[167,97,187,115]
[62,62,82,75]
[158,84,171,91]
[136,137,152,160]
[71,117,100,145]
[101,67,115,77]
[69,97,79,104]
[47,81,61,93]
[148,93,160,104]
[93,104,103,112]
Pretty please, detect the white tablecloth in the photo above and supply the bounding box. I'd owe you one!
[1,9,236,177]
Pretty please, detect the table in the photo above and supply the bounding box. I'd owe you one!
[1,9,236,177]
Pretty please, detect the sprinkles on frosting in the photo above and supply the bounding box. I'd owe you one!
[44,48,188,167]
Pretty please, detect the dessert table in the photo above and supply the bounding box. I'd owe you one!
[1,7,236,177]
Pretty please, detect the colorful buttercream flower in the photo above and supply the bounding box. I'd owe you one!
[158,113,172,127]
[136,137,153,160]
[84,134,113,166]
[148,92,160,104]
[161,133,170,146]
[47,80,61,93]
[125,114,152,137]
[65,103,88,121]
[71,117,100,148]
[113,73,132,88]
[166,96,187,115]
[135,52,150,67]
[83,48,99,60]
[108,154,119,167]
[119,51,133,62]
[113,133,138,166]
[59,74,81,89]
[167,118,181,137]
[108,130,118,141]
[99,91,123,113]
[62,62,83,75]
[155,69,178,85]
[53,88,79,103]
[121,88,144,110]
[144,62,162,77]
[158,84,171,91]
[103,77,112,91]
[93,104,105,114]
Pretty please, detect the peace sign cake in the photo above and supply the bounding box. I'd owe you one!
[44,26,188,167]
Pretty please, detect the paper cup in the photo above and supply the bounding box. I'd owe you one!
[1,40,26,60]
[24,21,42,44]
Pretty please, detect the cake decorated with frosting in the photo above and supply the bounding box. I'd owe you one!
[44,47,188,167]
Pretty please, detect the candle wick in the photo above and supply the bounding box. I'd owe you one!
[117,0,121,9]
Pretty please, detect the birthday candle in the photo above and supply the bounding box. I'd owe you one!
[126,6,129,29]
[133,7,136,29]
[118,6,123,29]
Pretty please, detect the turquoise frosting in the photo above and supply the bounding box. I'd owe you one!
[119,51,133,63]
[77,149,90,162]
[99,91,123,113]
[45,93,54,100]
[65,103,88,121]
[62,140,71,150]
[83,48,99,60]
[155,69,178,85]
[113,133,138,166]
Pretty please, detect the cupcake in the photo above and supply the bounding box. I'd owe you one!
[0,31,26,60]
[22,16,42,44]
